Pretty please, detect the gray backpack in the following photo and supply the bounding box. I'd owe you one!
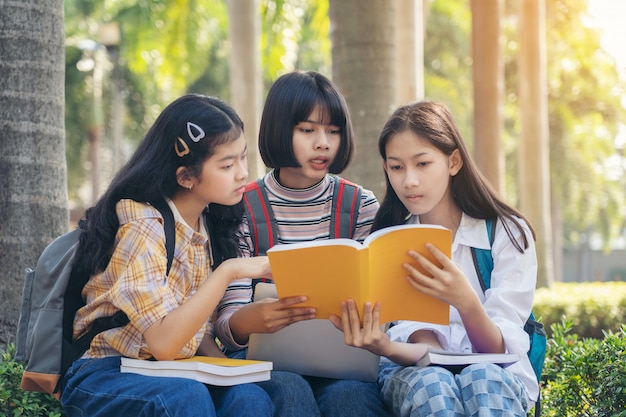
[15,200,175,397]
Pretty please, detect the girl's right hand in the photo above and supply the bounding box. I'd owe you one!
[219,256,273,282]
[329,299,391,357]
[230,296,316,344]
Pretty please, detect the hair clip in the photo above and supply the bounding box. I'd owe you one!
[174,122,205,157]
[175,137,190,157]
[187,122,205,143]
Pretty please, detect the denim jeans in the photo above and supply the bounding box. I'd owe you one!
[229,349,391,417]
[307,375,391,417]
[61,356,274,417]
[379,362,529,417]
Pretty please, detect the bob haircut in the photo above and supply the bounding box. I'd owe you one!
[258,70,355,174]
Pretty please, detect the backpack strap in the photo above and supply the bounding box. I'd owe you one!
[330,177,362,239]
[243,180,277,289]
[58,199,177,392]
[243,177,361,291]
[243,179,278,257]
[471,217,544,414]
[152,199,176,275]
[471,218,496,292]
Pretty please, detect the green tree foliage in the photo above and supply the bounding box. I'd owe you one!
[503,0,626,250]
[427,0,626,250]
[423,0,473,143]
[544,0,626,250]
[261,0,330,89]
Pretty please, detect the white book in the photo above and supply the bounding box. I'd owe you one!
[417,348,521,368]
[120,356,272,386]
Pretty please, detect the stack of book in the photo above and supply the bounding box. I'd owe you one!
[120,356,272,386]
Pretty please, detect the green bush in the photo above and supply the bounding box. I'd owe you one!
[540,319,626,416]
[0,344,65,417]
[534,282,626,338]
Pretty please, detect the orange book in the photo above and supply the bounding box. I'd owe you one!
[266,224,452,325]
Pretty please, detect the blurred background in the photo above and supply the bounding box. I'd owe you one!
[62,0,626,285]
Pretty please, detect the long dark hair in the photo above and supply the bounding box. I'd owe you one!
[75,94,245,277]
[373,101,535,253]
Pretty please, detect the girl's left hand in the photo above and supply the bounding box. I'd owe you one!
[329,299,391,357]
[404,243,480,313]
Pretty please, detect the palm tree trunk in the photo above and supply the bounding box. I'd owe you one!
[228,0,264,180]
[329,0,396,199]
[395,0,425,105]
[471,0,504,194]
[518,0,554,288]
[0,0,67,349]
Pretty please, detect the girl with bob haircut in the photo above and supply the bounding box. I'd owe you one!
[330,100,539,416]
[215,71,389,417]
[61,94,274,417]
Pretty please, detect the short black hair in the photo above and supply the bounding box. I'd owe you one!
[258,70,354,173]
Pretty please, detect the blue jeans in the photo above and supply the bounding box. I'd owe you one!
[61,356,274,417]
[307,375,391,417]
[379,362,529,417]
[229,349,391,417]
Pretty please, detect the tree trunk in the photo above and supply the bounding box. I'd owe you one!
[329,0,396,200]
[228,0,264,180]
[395,0,425,105]
[518,0,554,289]
[0,0,67,350]
[471,0,504,194]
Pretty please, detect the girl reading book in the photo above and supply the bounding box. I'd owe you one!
[214,70,390,417]
[329,101,539,416]
[61,94,274,417]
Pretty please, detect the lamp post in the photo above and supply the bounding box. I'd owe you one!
[77,38,105,204]
[98,23,123,174]
[76,23,122,204]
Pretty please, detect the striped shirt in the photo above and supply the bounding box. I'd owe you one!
[74,199,212,360]
[214,170,380,351]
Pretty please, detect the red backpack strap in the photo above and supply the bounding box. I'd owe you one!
[242,179,278,256]
[242,179,277,289]
[330,177,362,238]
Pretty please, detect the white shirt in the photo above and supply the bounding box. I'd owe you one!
[386,213,539,402]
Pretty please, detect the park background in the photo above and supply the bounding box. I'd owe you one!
[1,0,626,415]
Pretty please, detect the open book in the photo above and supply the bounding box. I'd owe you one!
[120,356,272,386]
[417,348,521,368]
[266,224,452,324]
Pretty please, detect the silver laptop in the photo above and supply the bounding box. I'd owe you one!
[246,283,380,382]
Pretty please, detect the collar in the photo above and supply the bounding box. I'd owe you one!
[409,213,492,250]
[264,169,331,202]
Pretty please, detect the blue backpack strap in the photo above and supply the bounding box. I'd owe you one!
[471,217,545,414]
[471,218,496,292]
[330,177,362,238]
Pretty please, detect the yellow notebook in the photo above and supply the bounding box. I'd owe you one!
[266,224,452,324]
